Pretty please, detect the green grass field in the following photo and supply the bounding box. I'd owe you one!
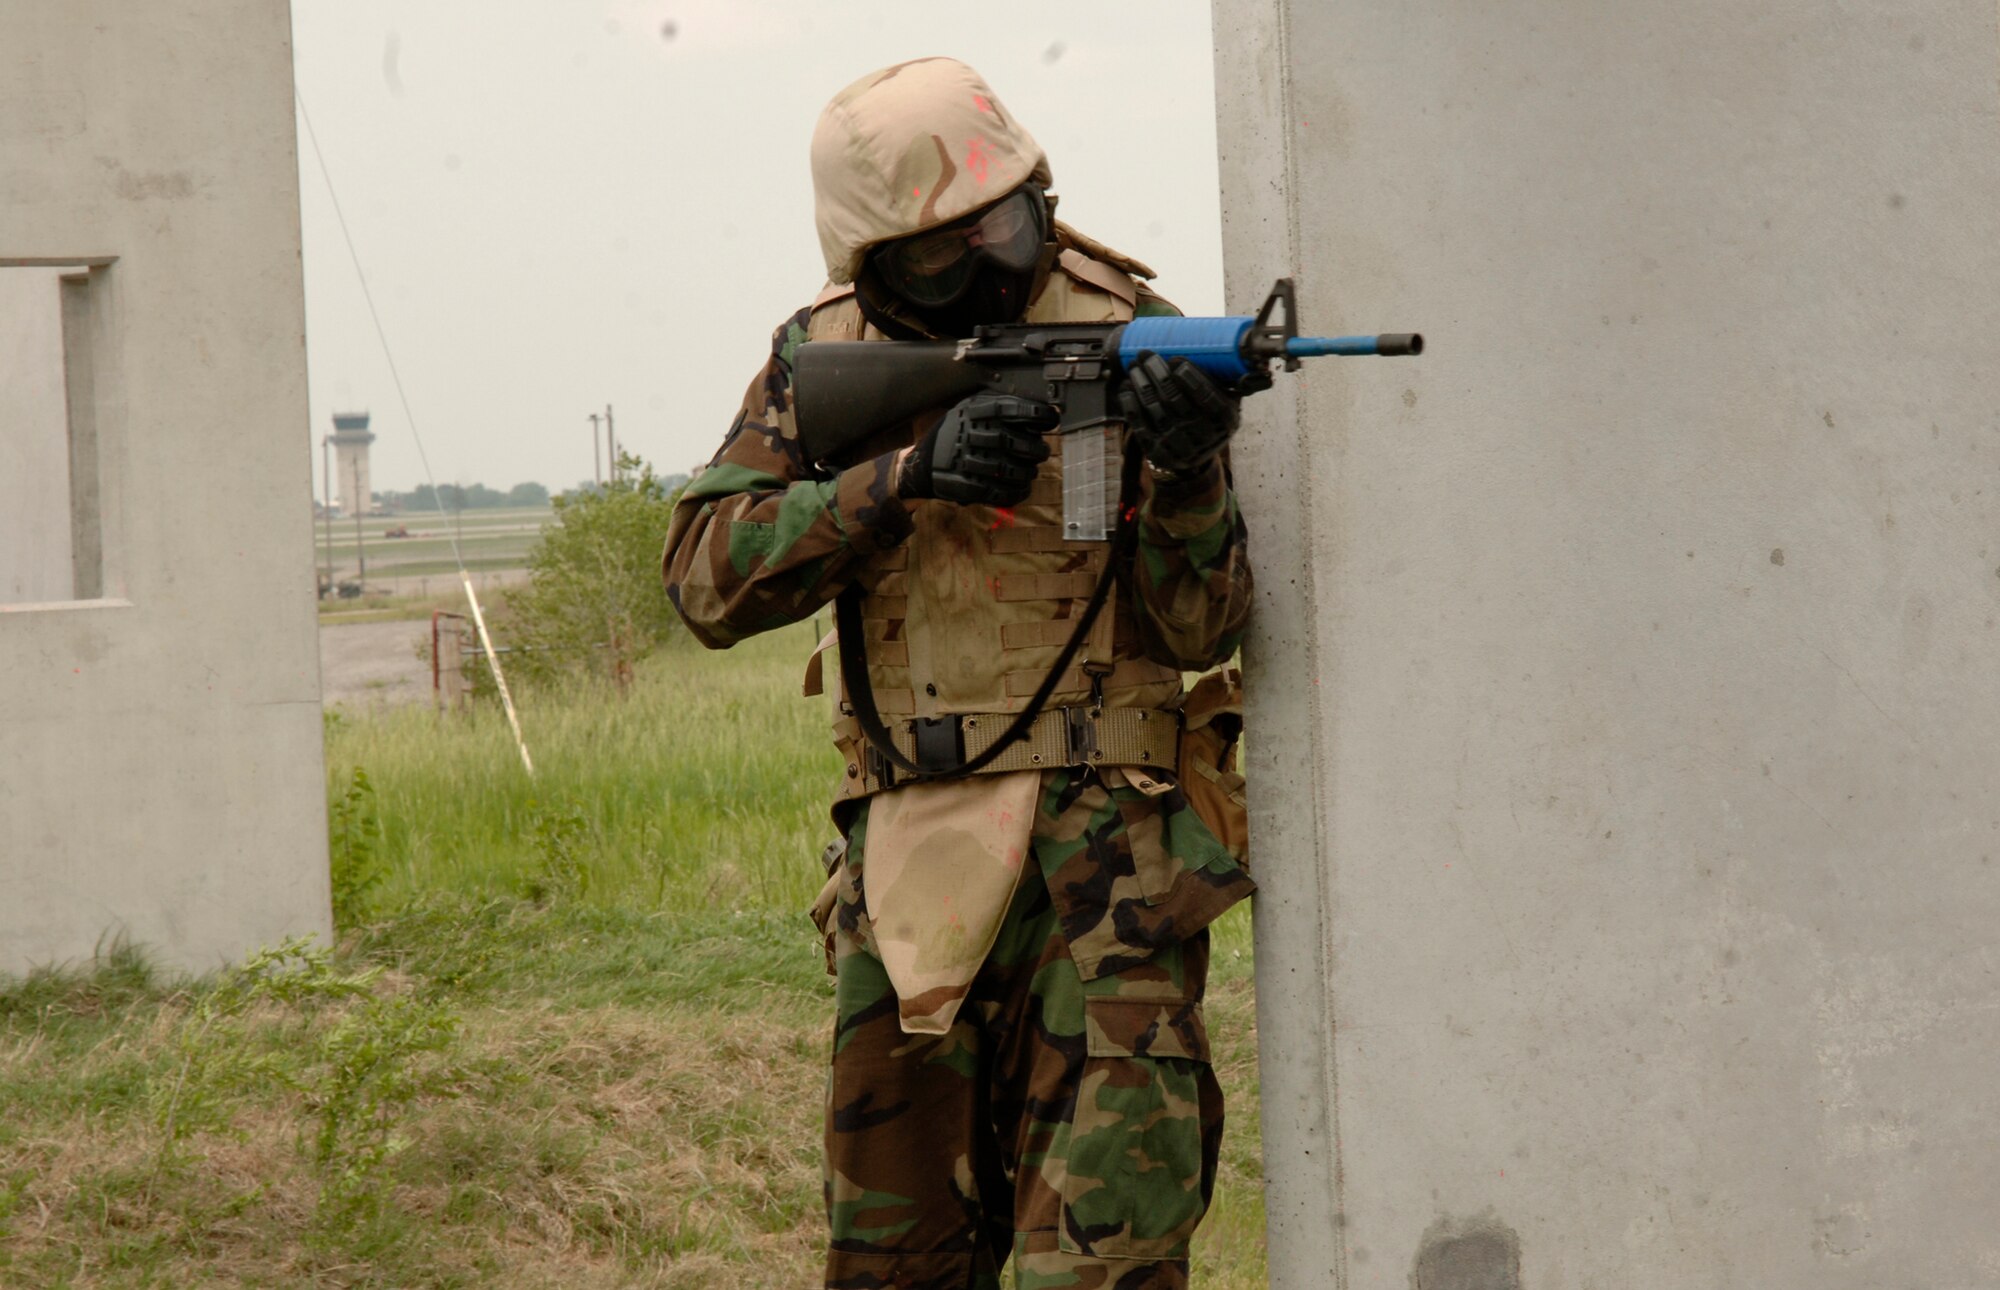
[0,623,1264,1287]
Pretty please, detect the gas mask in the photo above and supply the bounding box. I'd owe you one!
[864,184,1050,338]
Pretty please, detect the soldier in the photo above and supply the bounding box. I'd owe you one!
[663,57,1254,1289]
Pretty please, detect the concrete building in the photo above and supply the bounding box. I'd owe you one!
[329,411,375,516]
[0,3,331,974]
[1215,2,2000,1284]
[0,267,82,604]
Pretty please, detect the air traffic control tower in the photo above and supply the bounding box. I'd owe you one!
[329,412,374,517]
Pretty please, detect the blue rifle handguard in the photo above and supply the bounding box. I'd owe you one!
[1118,314,1423,382]
[1116,315,1259,383]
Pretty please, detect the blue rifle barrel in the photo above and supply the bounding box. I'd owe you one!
[1116,315,1423,383]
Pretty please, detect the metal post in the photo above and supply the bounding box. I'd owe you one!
[320,435,333,597]
[589,412,602,487]
[350,456,365,586]
[605,403,617,483]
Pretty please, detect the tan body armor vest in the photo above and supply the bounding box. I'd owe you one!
[806,247,1185,805]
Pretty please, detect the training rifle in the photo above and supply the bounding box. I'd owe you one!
[791,277,1422,541]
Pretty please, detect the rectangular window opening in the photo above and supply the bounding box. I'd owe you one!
[1,260,106,606]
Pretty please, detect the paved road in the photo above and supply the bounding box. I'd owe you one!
[320,619,434,709]
[324,567,531,601]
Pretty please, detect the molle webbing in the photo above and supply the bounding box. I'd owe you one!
[833,704,1180,801]
[807,242,1169,789]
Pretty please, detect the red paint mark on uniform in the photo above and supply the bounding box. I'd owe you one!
[965,136,993,184]
[913,186,921,198]
[988,575,1003,599]
[987,506,1016,531]
[973,93,992,114]
[1122,504,1137,523]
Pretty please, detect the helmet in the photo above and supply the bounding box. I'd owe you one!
[810,57,1053,287]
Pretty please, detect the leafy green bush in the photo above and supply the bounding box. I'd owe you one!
[328,766,385,928]
[521,800,592,905]
[503,454,685,689]
[304,989,461,1233]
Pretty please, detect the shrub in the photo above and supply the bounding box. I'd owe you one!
[521,800,592,905]
[503,454,685,690]
[328,766,386,928]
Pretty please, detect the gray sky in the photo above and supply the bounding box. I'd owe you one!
[291,0,1223,496]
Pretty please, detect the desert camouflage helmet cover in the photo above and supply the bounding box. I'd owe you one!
[811,57,1054,285]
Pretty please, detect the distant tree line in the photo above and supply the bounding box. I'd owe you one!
[385,481,550,511]
[375,473,693,515]
[561,472,688,500]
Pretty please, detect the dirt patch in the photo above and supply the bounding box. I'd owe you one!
[320,619,432,709]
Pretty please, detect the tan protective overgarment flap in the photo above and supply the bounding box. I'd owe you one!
[862,771,1040,1034]
[1055,248,1138,309]
[803,629,838,698]
[1049,218,1156,281]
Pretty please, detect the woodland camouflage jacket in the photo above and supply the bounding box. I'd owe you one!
[660,249,1257,1012]
[659,302,1252,669]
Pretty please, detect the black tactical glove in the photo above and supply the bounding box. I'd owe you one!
[897,393,1057,506]
[1118,351,1242,475]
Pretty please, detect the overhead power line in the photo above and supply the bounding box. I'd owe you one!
[294,86,534,775]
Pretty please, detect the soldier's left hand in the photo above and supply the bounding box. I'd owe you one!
[1118,352,1241,476]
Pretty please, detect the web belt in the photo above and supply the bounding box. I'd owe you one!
[847,705,1179,796]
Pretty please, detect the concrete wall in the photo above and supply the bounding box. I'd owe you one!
[0,267,75,602]
[1214,2,2000,1285]
[0,2,331,973]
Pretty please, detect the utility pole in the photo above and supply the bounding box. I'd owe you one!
[350,456,366,586]
[588,413,602,487]
[605,403,618,483]
[320,435,333,596]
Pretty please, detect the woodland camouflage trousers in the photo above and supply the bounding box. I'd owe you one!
[824,857,1222,1289]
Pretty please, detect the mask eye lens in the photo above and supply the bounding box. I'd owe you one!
[873,186,1045,307]
[902,232,972,275]
[879,235,973,305]
[878,243,971,305]
[974,194,1041,269]
[979,208,1024,241]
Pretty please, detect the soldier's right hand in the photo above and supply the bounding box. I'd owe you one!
[896,394,1056,507]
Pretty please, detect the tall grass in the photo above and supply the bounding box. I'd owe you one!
[327,620,844,917]
[2,619,1263,1287]
[328,620,1254,959]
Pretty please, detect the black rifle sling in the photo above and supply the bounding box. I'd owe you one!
[835,444,1143,782]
